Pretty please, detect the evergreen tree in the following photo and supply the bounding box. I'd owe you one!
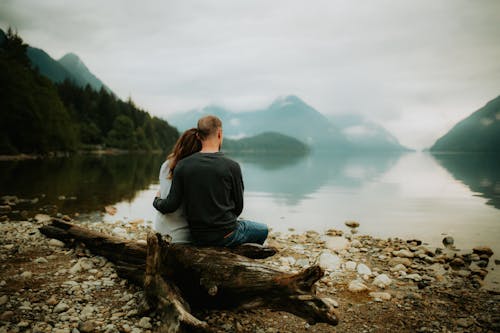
[0,29,77,154]
[106,115,137,149]
[0,29,179,154]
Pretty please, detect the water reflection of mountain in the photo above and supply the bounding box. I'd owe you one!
[0,154,165,215]
[432,153,500,209]
[0,152,405,215]
[232,152,404,206]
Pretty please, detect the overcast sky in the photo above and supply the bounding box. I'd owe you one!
[1,0,499,149]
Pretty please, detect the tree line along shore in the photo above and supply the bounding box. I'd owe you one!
[0,29,179,156]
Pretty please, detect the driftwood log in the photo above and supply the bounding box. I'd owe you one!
[40,219,338,331]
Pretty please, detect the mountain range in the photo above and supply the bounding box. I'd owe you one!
[431,95,500,152]
[328,114,407,152]
[27,46,111,93]
[170,95,411,152]
[0,28,177,154]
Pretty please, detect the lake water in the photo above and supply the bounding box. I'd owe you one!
[1,151,499,289]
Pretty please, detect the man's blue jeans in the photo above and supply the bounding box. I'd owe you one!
[218,220,268,247]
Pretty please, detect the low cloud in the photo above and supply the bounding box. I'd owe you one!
[1,0,499,149]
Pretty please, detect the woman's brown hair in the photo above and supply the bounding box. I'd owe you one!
[166,128,201,179]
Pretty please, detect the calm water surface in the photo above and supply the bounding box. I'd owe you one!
[1,152,499,289]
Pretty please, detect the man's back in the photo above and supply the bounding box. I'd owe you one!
[154,115,267,247]
[169,152,244,244]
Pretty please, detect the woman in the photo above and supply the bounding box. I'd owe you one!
[153,128,201,243]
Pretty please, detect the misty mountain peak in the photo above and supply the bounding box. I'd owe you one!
[169,95,410,152]
[59,53,85,68]
[271,95,305,108]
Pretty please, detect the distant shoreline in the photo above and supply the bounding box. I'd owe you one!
[0,149,165,161]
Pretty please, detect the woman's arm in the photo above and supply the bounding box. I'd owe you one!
[153,166,183,214]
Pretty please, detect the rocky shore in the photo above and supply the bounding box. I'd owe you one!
[0,210,499,332]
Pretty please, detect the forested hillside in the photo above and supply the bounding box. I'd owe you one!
[431,95,500,152]
[0,28,178,155]
[223,132,309,154]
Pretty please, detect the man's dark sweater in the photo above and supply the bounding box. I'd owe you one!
[153,152,244,244]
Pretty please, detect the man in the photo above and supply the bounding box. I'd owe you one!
[153,115,268,247]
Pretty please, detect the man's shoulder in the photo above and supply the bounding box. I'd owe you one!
[179,152,239,169]
[218,154,241,173]
[217,153,239,165]
[177,153,199,166]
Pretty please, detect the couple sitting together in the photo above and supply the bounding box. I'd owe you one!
[152,115,268,247]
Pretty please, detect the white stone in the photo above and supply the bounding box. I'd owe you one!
[350,239,362,248]
[404,274,422,281]
[17,321,30,328]
[20,271,32,279]
[49,239,66,247]
[104,324,118,333]
[78,258,94,271]
[457,270,471,277]
[0,295,8,306]
[112,227,127,237]
[295,258,310,268]
[54,302,70,313]
[390,264,407,272]
[34,214,51,223]
[63,280,79,287]
[372,274,392,289]
[356,263,372,276]
[344,261,357,271]
[369,292,392,301]
[138,317,152,329]
[428,263,447,277]
[291,244,305,254]
[389,257,412,267]
[80,304,95,317]
[279,256,296,266]
[34,257,48,264]
[69,262,82,274]
[392,249,414,258]
[324,236,350,251]
[317,251,342,270]
[323,297,339,308]
[348,280,368,292]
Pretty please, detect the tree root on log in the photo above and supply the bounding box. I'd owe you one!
[145,232,209,332]
[39,219,338,331]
